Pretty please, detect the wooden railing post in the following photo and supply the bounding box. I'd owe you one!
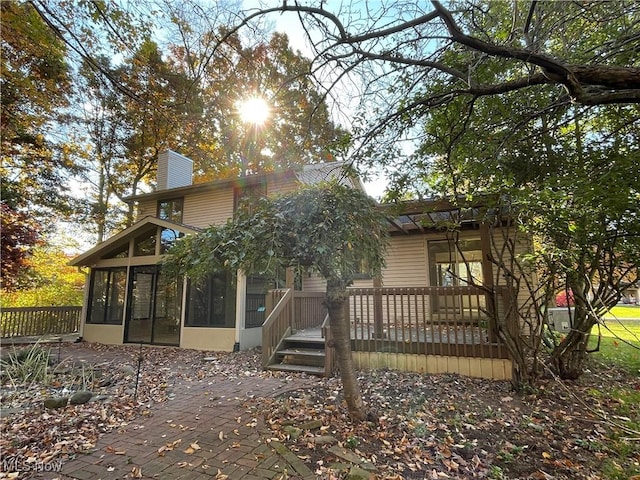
[373,278,384,338]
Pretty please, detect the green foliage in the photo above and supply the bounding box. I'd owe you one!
[588,321,640,374]
[0,343,52,388]
[383,2,640,380]
[165,181,388,294]
[0,1,80,224]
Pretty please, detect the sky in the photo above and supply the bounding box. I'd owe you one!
[242,1,389,199]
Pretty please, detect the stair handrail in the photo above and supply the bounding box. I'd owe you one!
[262,288,294,368]
[320,312,334,377]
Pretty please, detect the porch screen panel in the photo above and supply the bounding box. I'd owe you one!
[186,272,235,328]
[87,268,126,324]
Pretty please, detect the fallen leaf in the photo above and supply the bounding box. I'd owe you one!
[131,466,142,478]
[215,469,229,479]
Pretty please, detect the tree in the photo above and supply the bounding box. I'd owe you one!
[1,240,85,307]
[229,1,639,382]
[0,1,79,223]
[189,31,348,178]
[0,203,41,291]
[165,181,389,420]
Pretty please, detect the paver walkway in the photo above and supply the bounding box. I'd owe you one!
[19,345,320,480]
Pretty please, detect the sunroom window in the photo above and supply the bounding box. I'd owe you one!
[87,268,127,324]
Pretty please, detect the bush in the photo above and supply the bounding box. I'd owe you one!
[556,290,574,307]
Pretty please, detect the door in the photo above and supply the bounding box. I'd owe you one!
[428,239,485,316]
[125,266,181,345]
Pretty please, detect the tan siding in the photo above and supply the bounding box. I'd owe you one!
[490,226,536,328]
[181,328,235,351]
[268,175,299,196]
[136,200,156,219]
[183,189,234,228]
[382,236,428,287]
[303,272,327,292]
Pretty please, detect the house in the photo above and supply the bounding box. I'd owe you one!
[71,150,530,381]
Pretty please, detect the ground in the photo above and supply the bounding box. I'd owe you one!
[1,342,638,479]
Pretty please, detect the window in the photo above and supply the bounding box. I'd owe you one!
[428,238,484,286]
[158,198,183,223]
[353,259,372,280]
[87,268,127,324]
[233,181,266,213]
[133,230,156,256]
[160,228,182,253]
[428,238,485,314]
[185,272,235,328]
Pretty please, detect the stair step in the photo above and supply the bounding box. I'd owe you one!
[267,363,326,375]
[277,348,325,357]
[284,335,324,344]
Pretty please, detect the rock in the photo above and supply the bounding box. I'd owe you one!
[44,397,69,409]
[314,435,338,446]
[328,446,377,472]
[89,394,110,403]
[70,391,93,405]
[283,426,303,440]
[299,419,323,430]
[119,365,136,376]
[346,466,374,480]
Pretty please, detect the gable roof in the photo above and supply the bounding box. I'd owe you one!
[69,216,201,267]
[295,162,365,190]
[123,161,363,204]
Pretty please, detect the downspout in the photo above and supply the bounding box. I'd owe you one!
[234,270,247,352]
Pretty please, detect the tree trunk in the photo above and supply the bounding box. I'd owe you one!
[326,281,366,422]
[550,276,594,380]
[551,328,590,380]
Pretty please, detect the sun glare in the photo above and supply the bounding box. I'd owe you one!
[238,97,270,126]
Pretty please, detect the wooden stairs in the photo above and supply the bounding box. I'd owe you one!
[266,329,328,376]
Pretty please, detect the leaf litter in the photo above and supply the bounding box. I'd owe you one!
[1,342,638,479]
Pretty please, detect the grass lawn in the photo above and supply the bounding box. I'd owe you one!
[589,319,640,373]
[604,305,640,319]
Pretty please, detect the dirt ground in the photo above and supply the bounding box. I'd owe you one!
[1,342,639,479]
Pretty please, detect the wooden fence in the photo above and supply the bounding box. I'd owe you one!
[1,306,82,337]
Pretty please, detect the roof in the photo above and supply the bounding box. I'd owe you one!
[381,196,504,235]
[295,162,364,190]
[69,216,201,267]
[123,161,360,204]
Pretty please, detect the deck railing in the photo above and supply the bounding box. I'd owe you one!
[347,286,509,359]
[263,289,294,367]
[262,289,328,367]
[1,306,82,337]
[263,286,513,364]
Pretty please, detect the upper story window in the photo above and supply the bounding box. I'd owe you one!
[158,198,184,223]
[234,181,266,214]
